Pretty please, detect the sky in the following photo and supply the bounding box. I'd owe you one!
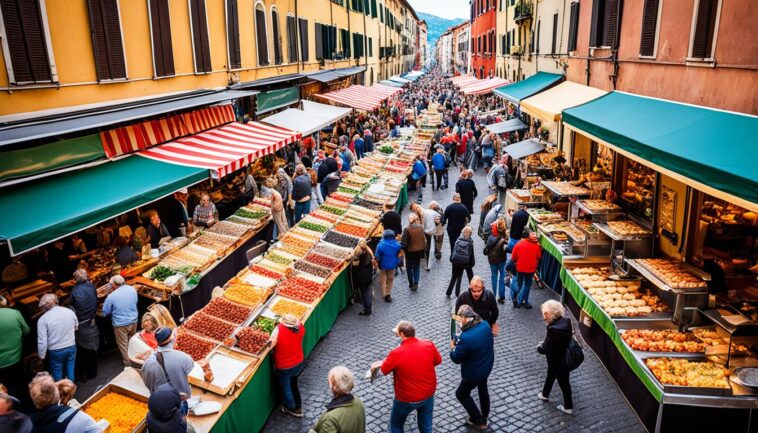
[407,0,469,20]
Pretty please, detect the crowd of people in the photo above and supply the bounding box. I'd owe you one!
[0,67,582,433]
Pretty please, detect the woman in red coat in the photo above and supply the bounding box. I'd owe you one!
[510,230,542,309]
[271,314,306,417]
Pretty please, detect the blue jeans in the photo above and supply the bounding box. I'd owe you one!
[511,271,534,305]
[294,200,311,223]
[48,345,76,381]
[275,362,303,410]
[390,396,434,433]
[490,262,507,299]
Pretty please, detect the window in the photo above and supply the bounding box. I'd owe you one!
[0,0,57,84]
[340,28,350,58]
[189,0,211,73]
[86,0,126,81]
[364,0,370,16]
[298,17,309,61]
[286,15,298,62]
[225,0,241,69]
[371,0,377,18]
[368,37,373,56]
[567,1,579,51]
[379,3,383,23]
[639,0,660,57]
[352,32,364,58]
[148,0,174,77]
[690,0,719,59]
[271,8,282,64]
[590,0,621,48]
[315,23,336,59]
[506,31,510,53]
[551,13,558,54]
[254,2,268,65]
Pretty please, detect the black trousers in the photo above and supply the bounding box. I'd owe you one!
[447,265,473,297]
[434,170,446,189]
[542,367,573,410]
[456,377,490,425]
[75,346,99,382]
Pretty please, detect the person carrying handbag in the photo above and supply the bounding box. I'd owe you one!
[537,300,582,415]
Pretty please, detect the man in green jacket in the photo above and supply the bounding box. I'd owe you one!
[310,366,365,433]
[0,295,30,403]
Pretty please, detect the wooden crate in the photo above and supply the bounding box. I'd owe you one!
[188,346,259,396]
[80,383,148,433]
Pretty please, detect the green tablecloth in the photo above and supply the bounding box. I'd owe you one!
[395,184,408,213]
[211,270,353,433]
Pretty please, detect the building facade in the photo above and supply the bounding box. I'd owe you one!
[470,0,497,78]
[437,29,454,75]
[453,22,471,76]
[417,20,428,69]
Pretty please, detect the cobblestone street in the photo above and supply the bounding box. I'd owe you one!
[264,169,645,433]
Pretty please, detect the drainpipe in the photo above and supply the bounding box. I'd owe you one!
[363,3,368,75]
[295,0,300,74]
[533,0,538,74]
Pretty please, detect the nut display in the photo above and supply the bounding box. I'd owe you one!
[236,327,270,354]
[270,298,309,319]
[293,261,333,279]
[207,221,249,238]
[645,358,730,388]
[621,329,705,353]
[635,258,705,289]
[606,220,650,236]
[83,392,147,433]
[304,252,344,270]
[183,312,237,342]
[174,330,216,361]
[203,297,254,325]
[311,243,354,260]
[323,230,362,249]
[569,267,668,316]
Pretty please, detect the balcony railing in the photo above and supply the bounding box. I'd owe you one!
[514,1,532,23]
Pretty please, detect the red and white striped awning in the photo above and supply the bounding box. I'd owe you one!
[318,84,403,111]
[451,75,480,87]
[138,122,301,178]
[461,77,510,95]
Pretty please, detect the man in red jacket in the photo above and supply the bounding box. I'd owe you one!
[371,321,442,433]
[510,230,542,309]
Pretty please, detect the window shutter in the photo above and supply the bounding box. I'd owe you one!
[536,21,540,53]
[604,0,622,48]
[189,0,211,73]
[368,37,373,56]
[639,0,659,56]
[330,26,337,59]
[371,0,377,18]
[299,18,309,61]
[0,0,54,83]
[315,23,323,59]
[551,13,558,53]
[568,2,579,51]
[691,0,718,59]
[364,0,370,15]
[149,0,174,77]
[287,16,297,62]
[255,8,268,65]
[87,0,126,81]
[272,11,282,64]
[589,0,603,47]
[226,0,241,69]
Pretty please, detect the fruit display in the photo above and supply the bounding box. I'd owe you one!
[184,312,237,342]
[321,205,347,215]
[334,222,371,238]
[605,220,650,236]
[248,264,284,280]
[275,243,310,257]
[277,277,325,303]
[234,207,267,220]
[621,329,705,353]
[293,261,333,279]
[352,198,384,211]
[569,267,669,316]
[83,391,147,433]
[541,181,591,196]
[323,230,362,249]
[289,227,326,242]
[270,298,309,319]
[265,251,294,267]
[236,326,270,354]
[645,358,730,388]
[578,199,621,212]
[224,282,270,306]
[304,252,344,270]
[280,234,316,251]
[309,210,340,223]
[207,221,249,238]
[203,297,254,325]
[635,258,706,289]
[298,221,329,233]
[175,329,216,361]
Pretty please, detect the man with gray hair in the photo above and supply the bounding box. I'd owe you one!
[291,163,313,223]
[103,275,138,367]
[37,294,78,381]
[309,366,366,433]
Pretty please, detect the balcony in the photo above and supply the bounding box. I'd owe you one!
[514,1,532,23]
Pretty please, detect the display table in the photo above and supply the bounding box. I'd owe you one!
[394,184,408,212]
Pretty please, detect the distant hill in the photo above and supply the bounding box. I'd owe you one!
[418,12,467,53]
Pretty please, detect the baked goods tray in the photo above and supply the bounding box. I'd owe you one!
[593,222,652,241]
[574,200,623,216]
[638,355,735,397]
[625,258,710,294]
[541,181,591,198]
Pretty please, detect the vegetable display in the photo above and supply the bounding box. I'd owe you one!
[235,208,266,220]
[174,330,216,361]
[236,327,270,354]
[298,221,329,233]
[265,251,294,266]
[277,277,325,303]
[321,205,346,215]
[83,392,147,433]
[149,266,176,282]
[304,252,344,270]
[203,297,254,325]
[334,222,370,238]
[254,316,278,334]
[184,312,237,342]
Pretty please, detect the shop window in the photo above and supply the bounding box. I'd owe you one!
[0,0,57,84]
[87,0,127,81]
[189,0,212,73]
[621,159,657,228]
[226,0,241,69]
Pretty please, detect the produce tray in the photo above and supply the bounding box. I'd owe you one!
[188,345,259,396]
[80,383,147,433]
[120,258,159,278]
[625,258,709,294]
[260,295,312,321]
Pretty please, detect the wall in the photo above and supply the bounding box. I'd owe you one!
[471,2,496,78]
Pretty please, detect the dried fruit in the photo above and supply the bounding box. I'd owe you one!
[323,230,361,249]
[175,330,216,361]
[83,392,147,433]
[304,252,343,270]
[293,261,332,279]
[184,312,236,342]
[224,284,269,306]
[203,297,253,325]
[270,298,309,319]
[236,327,270,354]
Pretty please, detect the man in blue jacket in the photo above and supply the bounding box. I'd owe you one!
[450,304,494,430]
[373,229,403,303]
[431,148,448,190]
[411,156,427,204]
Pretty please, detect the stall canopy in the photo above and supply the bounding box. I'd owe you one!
[262,101,351,135]
[484,118,527,134]
[389,76,411,84]
[318,84,402,111]
[451,75,480,88]
[0,156,207,256]
[461,77,510,95]
[494,72,563,104]
[521,81,607,121]
[139,122,301,178]
[379,80,405,88]
[306,71,343,83]
[563,91,758,211]
[503,138,545,160]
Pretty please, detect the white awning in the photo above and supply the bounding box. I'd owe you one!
[262,101,351,135]
[390,76,411,84]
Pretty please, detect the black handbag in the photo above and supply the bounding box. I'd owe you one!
[565,338,585,372]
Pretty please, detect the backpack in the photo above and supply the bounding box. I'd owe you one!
[565,337,585,371]
[496,169,509,191]
[451,238,472,266]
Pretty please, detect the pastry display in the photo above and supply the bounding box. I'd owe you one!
[527,209,564,223]
[83,391,147,433]
[635,258,705,289]
[621,329,705,353]
[645,358,730,388]
[605,220,650,236]
[540,221,586,243]
[541,181,591,196]
[578,199,621,212]
[622,160,656,222]
[569,267,669,316]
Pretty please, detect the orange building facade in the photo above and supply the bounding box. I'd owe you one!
[470,0,497,78]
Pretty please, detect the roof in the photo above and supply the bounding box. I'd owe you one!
[520,81,607,121]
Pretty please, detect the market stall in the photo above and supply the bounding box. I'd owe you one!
[460,77,510,95]
[260,100,352,136]
[493,71,563,105]
[316,84,403,112]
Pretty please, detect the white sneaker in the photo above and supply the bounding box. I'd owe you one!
[537,392,548,401]
[557,405,573,415]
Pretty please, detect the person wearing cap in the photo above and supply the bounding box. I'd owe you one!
[374,229,403,303]
[309,366,366,433]
[485,219,509,304]
[28,372,100,433]
[510,229,543,309]
[0,295,29,403]
[370,321,441,433]
[69,269,99,382]
[455,276,500,335]
[37,294,78,381]
[103,275,138,367]
[271,314,306,418]
[450,305,494,430]
[0,383,31,433]
[146,383,195,433]
[141,327,194,412]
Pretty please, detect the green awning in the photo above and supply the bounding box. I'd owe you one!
[493,72,563,104]
[563,91,758,211]
[0,134,105,183]
[0,155,207,255]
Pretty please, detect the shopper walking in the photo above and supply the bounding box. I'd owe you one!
[103,275,138,367]
[69,269,99,382]
[443,194,471,249]
[400,214,426,291]
[352,240,375,316]
[292,164,313,223]
[455,169,478,214]
[508,204,530,251]
[538,300,574,415]
[370,321,442,433]
[510,230,542,309]
[374,230,403,302]
[37,294,78,381]
[431,148,448,190]
[450,305,494,430]
[146,383,195,433]
[271,314,306,418]
[447,226,475,298]
[381,202,403,237]
[455,276,500,335]
[485,220,509,303]
[411,155,427,203]
[419,202,444,269]
[310,366,366,433]
[265,177,289,240]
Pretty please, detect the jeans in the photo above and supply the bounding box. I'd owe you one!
[456,377,490,425]
[75,346,98,382]
[294,200,311,223]
[489,262,507,299]
[510,272,534,305]
[356,148,364,159]
[405,252,422,286]
[48,345,76,381]
[543,368,573,410]
[275,362,303,410]
[448,265,473,297]
[416,180,424,203]
[319,183,328,202]
[314,185,324,204]
[470,154,480,171]
[390,396,434,433]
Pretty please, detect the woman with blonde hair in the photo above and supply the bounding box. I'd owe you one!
[127,312,160,367]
